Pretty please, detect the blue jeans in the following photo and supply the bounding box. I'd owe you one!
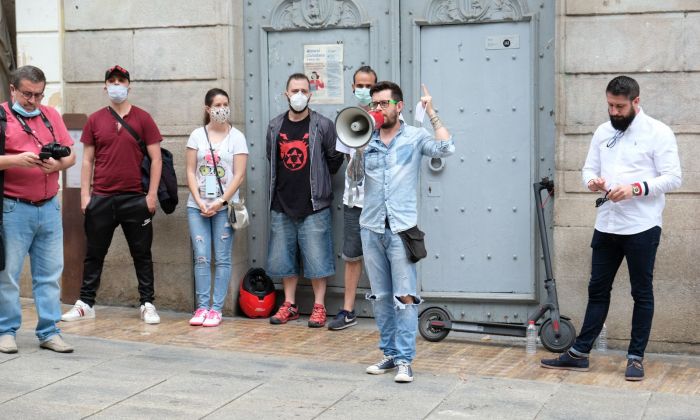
[188,207,234,312]
[266,208,335,279]
[0,197,63,341]
[571,227,661,360]
[361,227,422,365]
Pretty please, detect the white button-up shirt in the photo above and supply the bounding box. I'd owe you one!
[582,108,682,235]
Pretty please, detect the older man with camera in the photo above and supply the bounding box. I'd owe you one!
[0,65,76,354]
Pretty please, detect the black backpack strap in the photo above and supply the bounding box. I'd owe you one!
[108,106,147,155]
[0,105,7,224]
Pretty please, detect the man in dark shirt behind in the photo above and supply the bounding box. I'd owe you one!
[266,72,343,328]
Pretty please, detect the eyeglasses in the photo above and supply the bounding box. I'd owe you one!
[606,130,625,148]
[595,190,611,208]
[17,90,45,101]
[368,99,398,110]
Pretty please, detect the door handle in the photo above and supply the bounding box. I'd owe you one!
[428,157,446,172]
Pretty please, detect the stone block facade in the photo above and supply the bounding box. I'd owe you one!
[60,0,246,313]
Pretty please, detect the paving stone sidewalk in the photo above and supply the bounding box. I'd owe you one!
[1,301,698,419]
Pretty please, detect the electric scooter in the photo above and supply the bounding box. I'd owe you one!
[418,178,576,352]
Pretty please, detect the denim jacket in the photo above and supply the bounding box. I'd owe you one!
[266,109,344,212]
[360,121,455,233]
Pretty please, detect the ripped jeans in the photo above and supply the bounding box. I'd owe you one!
[187,207,234,312]
[361,227,422,365]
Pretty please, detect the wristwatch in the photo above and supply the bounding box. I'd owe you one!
[218,197,228,206]
[631,184,641,196]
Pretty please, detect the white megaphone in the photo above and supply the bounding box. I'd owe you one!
[335,106,384,149]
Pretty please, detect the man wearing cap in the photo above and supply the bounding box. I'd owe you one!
[0,65,76,353]
[61,65,163,324]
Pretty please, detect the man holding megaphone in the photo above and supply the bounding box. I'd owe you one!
[361,82,454,383]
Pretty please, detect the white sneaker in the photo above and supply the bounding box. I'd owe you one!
[61,300,95,322]
[140,302,161,324]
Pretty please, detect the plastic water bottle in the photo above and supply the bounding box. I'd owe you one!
[596,323,608,352]
[526,321,537,355]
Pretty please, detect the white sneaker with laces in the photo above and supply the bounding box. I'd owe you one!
[61,300,95,322]
[140,302,161,324]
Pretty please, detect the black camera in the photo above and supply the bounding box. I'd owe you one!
[39,142,71,160]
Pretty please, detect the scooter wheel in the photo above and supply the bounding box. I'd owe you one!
[418,307,450,342]
[539,318,576,353]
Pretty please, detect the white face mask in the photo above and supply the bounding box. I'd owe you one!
[209,106,230,124]
[107,84,128,104]
[288,91,309,112]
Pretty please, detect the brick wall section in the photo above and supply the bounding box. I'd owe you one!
[555,1,700,353]
[61,0,246,313]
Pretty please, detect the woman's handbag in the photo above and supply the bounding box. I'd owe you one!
[229,199,249,230]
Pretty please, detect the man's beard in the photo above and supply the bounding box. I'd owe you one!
[609,107,636,131]
[381,111,398,129]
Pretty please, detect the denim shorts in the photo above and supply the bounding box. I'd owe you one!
[342,205,363,261]
[266,208,335,279]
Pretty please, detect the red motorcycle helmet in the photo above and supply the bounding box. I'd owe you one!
[239,268,276,318]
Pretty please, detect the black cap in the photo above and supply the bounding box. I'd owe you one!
[105,65,130,82]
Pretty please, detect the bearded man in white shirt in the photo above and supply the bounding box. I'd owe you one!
[541,76,682,382]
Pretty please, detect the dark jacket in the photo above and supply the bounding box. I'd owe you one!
[266,109,344,212]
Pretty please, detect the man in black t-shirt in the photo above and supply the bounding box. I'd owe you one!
[265,73,343,328]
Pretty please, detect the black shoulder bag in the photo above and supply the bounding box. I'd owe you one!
[398,226,427,263]
[0,106,7,270]
[107,107,178,214]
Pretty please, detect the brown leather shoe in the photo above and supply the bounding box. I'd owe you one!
[40,335,74,353]
[0,334,18,354]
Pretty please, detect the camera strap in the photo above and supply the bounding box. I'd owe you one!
[108,106,147,156]
[10,108,56,145]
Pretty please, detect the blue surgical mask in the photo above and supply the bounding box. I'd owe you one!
[12,101,41,118]
[107,84,129,104]
[354,87,371,106]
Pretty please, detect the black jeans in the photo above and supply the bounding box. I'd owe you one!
[572,226,661,359]
[80,193,155,306]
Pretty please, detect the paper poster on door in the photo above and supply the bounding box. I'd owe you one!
[304,44,344,104]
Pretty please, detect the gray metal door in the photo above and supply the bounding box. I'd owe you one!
[244,0,555,319]
[244,0,398,312]
[400,0,556,320]
[419,21,534,294]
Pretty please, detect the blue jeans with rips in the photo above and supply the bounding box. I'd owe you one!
[0,197,63,342]
[361,227,422,365]
[187,207,234,312]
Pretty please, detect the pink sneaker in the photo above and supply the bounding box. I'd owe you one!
[189,308,208,326]
[202,309,222,327]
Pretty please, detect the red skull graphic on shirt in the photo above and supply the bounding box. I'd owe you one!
[278,133,309,171]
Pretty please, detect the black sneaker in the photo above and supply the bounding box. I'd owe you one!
[625,359,644,381]
[540,350,590,371]
[327,309,358,331]
[394,364,414,383]
[366,356,397,374]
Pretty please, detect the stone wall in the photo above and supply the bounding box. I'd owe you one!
[555,0,700,353]
[61,0,246,313]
